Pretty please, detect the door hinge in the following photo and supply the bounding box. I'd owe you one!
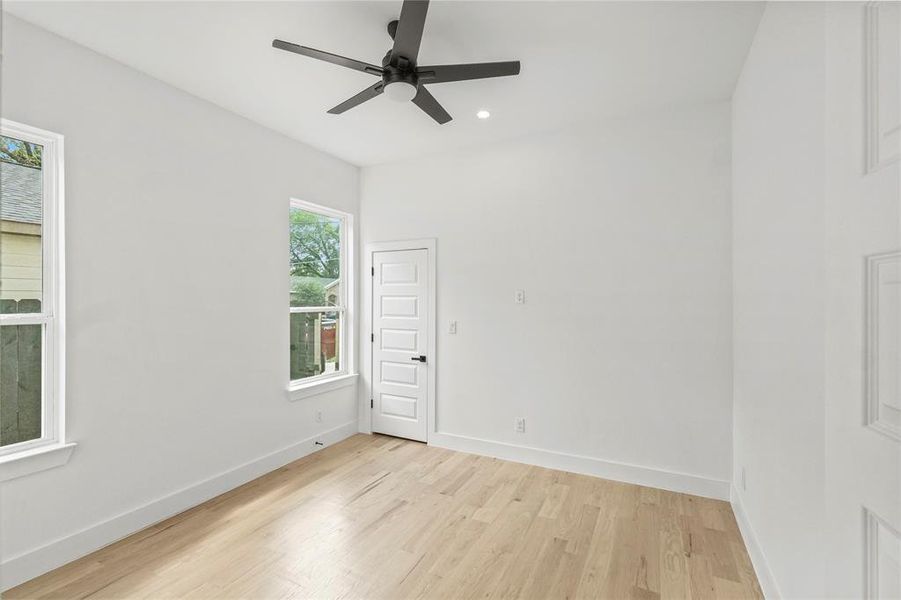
[371,266,375,276]
[370,398,374,409]
[371,333,374,342]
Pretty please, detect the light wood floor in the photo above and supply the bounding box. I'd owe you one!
[7,434,762,599]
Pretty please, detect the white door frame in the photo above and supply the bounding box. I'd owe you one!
[360,239,436,441]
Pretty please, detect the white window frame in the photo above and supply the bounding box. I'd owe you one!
[288,199,355,399]
[0,119,73,478]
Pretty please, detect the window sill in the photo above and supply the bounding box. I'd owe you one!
[289,373,358,401]
[0,442,76,482]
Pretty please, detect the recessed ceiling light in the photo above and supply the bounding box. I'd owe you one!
[476,110,491,120]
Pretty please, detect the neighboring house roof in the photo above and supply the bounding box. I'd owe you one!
[0,161,42,225]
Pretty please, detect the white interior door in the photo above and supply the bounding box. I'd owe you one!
[826,4,901,597]
[371,248,429,442]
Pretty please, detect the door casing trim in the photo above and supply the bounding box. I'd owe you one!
[360,239,437,442]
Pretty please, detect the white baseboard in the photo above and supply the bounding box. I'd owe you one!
[428,431,731,501]
[0,420,358,592]
[730,485,782,599]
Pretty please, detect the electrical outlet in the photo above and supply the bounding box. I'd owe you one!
[315,410,322,423]
[449,320,457,334]
[514,417,526,433]
[741,467,747,491]
[515,290,526,304]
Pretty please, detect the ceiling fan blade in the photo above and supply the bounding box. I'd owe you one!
[327,82,385,114]
[412,86,451,124]
[272,40,383,75]
[417,61,520,84]
[391,0,429,65]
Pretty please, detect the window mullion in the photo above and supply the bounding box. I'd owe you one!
[0,314,50,326]
[289,306,344,313]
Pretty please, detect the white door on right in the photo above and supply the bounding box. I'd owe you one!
[371,248,429,442]
[827,3,901,598]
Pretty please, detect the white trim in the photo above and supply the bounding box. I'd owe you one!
[731,485,782,599]
[429,430,730,501]
[0,421,358,592]
[361,239,437,440]
[289,372,358,401]
[0,442,75,483]
[0,119,66,459]
[289,198,352,222]
[288,198,354,389]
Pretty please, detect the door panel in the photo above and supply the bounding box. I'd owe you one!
[381,296,419,318]
[371,248,429,441]
[381,361,417,386]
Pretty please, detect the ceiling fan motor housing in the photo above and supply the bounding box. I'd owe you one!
[383,63,418,88]
[381,45,420,102]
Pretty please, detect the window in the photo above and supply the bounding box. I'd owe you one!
[289,200,352,388]
[0,120,65,458]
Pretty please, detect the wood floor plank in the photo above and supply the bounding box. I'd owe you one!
[6,434,762,600]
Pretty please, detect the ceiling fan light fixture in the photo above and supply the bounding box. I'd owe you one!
[384,81,417,102]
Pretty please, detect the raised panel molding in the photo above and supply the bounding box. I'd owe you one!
[866,250,901,442]
[380,262,418,285]
[865,1,901,174]
[866,508,901,599]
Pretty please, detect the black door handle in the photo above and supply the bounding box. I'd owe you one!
[411,355,427,363]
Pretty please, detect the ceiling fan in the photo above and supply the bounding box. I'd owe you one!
[272,0,521,124]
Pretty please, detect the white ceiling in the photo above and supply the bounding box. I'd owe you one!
[4,1,763,166]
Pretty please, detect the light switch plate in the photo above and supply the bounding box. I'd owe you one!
[449,320,457,334]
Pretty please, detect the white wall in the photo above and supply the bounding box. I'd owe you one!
[0,15,360,589]
[731,4,827,598]
[733,3,901,598]
[361,103,734,496]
